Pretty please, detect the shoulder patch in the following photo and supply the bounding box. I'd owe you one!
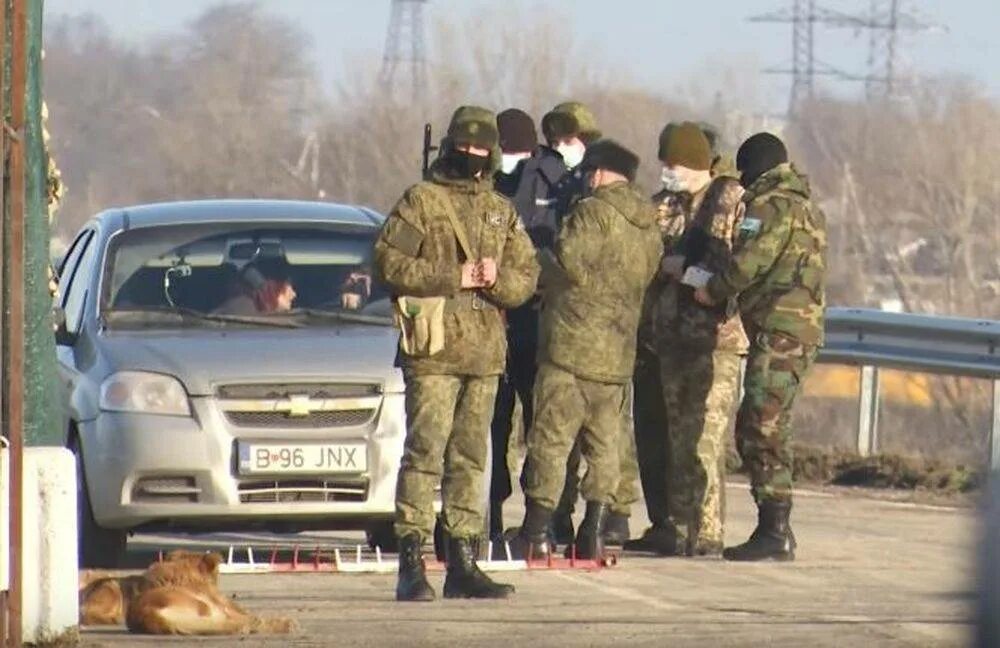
[739,212,763,237]
[385,218,423,256]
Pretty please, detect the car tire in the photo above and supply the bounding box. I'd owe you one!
[71,436,127,568]
[365,520,398,552]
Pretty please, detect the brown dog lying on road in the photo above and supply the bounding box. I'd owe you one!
[79,551,296,636]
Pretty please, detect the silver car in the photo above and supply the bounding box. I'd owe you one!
[56,200,407,567]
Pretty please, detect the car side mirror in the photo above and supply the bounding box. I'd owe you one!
[52,306,75,346]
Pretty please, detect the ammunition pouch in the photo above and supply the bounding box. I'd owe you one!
[393,296,446,357]
[393,291,495,357]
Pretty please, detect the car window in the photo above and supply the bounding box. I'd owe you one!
[103,223,387,327]
[63,232,98,335]
[56,230,92,305]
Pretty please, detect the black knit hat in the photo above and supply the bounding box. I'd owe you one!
[579,139,640,182]
[736,132,788,187]
[497,108,537,153]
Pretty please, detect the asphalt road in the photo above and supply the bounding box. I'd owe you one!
[80,483,976,647]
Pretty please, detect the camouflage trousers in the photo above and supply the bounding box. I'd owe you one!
[524,363,628,510]
[395,373,499,542]
[557,381,640,517]
[737,332,818,504]
[661,348,742,551]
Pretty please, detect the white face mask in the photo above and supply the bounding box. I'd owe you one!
[556,141,586,169]
[661,167,686,193]
[500,152,530,175]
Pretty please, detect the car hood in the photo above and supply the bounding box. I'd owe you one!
[97,325,403,396]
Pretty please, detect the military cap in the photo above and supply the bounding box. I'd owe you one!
[579,138,640,182]
[447,105,499,150]
[661,122,712,171]
[658,121,724,163]
[541,101,602,145]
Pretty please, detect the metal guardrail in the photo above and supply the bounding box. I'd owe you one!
[818,307,1000,467]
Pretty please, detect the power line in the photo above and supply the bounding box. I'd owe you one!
[749,1,942,115]
[749,1,852,117]
[379,0,429,101]
[846,0,940,97]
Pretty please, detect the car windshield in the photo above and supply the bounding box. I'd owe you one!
[101,222,392,328]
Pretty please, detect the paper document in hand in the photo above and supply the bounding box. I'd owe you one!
[681,266,714,289]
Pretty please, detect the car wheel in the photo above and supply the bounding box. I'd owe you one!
[365,520,398,552]
[71,436,127,568]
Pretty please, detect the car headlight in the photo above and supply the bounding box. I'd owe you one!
[99,371,191,417]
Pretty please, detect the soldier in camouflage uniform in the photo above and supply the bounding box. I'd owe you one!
[509,139,662,561]
[695,132,826,562]
[644,123,748,556]
[375,106,540,600]
[540,102,645,546]
[626,122,742,555]
[526,101,607,546]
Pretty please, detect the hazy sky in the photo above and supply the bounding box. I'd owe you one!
[45,0,998,113]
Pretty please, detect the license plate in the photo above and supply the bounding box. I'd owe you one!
[238,442,367,475]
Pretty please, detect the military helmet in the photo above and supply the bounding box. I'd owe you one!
[446,105,500,150]
[542,101,602,145]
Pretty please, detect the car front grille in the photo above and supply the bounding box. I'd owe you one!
[217,382,381,429]
[217,383,380,400]
[238,478,368,504]
[225,409,375,429]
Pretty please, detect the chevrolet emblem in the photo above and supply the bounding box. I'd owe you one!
[285,394,319,418]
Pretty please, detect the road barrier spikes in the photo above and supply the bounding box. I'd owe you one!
[158,544,617,574]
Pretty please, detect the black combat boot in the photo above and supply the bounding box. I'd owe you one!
[396,534,436,602]
[722,500,796,562]
[552,511,575,546]
[602,511,631,546]
[505,499,554,560]
[443,537,515,599]
[623,521,684,556]
[573,501,610,560]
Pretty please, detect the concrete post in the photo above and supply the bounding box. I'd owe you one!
[857,365,880,456]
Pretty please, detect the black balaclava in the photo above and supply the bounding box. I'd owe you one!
[445,147,490,179]
[736,132,788,188]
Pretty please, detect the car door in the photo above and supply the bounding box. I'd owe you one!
[55,229,97,419]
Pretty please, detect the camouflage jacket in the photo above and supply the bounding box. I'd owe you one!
[706,163,826,346]
[374,162,540,376]
[657,175,749,354]
[539,181,663,384]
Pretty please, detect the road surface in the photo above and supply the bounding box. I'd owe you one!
[80,483,976,647]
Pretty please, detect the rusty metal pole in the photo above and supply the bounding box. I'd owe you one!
[4,0,28,645]
[0,0,7,639]
[0,1,5,641]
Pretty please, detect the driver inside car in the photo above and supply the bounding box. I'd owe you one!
[214,261,296,315]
